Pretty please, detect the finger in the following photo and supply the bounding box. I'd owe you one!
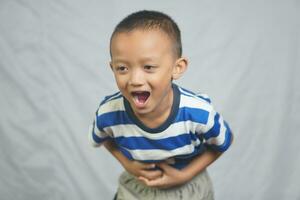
[136,162,155,170]
[138,176,167,189]
[143,163,156,170]
[140,169,163,180]
[138,176,149,185]
[139,176,164,188]
[157,162,174,172]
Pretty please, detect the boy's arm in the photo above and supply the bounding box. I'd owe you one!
[103,140,163,180]
[139,133,234,189]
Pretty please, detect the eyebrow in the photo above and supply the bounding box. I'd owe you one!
[111,58,129,64]
[140,56,158,62]
[112,56,159,63]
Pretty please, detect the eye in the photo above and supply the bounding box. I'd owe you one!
[144,65,155,71]
[115,65,128,73]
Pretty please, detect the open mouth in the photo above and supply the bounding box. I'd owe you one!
[131,91,150,106]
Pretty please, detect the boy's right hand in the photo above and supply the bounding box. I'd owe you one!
[122,159,163,180]
[103,140,162,180]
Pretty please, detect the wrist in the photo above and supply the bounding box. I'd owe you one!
[180,168,195,183]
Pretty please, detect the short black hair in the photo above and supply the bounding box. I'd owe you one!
[110,10,182,58]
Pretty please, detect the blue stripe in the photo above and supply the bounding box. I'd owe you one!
[104,91,120,101]
[203,112,221,140]
[172,147,205,169]
[180,91,195,98]
[92,130,109,143]
[174,143,206,159]
[128,143,205,162]
[131,143,206,169]
[97,111,133,130]
[176,107,209,124]
[118,146,134,160]
[115,133,196,150]
[180,87,211,103]
[180,91,211,104]
[107,94,123,103]
[100,92,122,105]
[180,87,196,95]
[91,121,107,143]
[209,122,232,152]
[196,95,211,103]
[97,107,209,130]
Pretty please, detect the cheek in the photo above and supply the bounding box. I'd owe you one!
[114,75,127,90]
[149,75,172,92]
[152,70,173,83]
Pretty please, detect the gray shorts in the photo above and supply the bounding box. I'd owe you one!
[116,169,214,200]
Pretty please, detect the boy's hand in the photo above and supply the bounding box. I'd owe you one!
[138,149,223,189]
[103,140,163,180]
[122,159,163,181]
[138,162,188,189]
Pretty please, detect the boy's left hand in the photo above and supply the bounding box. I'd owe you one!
[138,162,189,189]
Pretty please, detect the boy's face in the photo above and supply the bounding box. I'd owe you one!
[110,29,181,117]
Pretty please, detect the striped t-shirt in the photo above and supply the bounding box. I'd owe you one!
[89,84,232,169]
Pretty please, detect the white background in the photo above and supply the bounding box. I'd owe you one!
[0,0,299,199]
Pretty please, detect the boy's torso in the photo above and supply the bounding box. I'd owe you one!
[97,84,213,169]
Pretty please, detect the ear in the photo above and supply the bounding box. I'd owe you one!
[109,61,113,71]
[172,57,188,80]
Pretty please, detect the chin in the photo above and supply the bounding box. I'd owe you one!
[132,108,150,115]
[132,106,153,116]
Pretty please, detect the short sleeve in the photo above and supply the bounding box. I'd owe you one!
[201,107,233,152]
[88,110,111,147]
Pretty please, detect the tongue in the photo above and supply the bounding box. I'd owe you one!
[136,93,148,103]
[133,92,149,104]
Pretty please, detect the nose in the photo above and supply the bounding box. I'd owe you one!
[129,68,144,86]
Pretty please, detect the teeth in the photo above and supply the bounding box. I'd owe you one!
[132,91,149,104]
[133,95,140,103]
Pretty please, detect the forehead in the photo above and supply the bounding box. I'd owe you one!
[110,29,174,60]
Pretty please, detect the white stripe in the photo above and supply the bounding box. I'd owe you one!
[88,124,102,147]
[94,115,112,138]
[200,108,216,133]
[128,140,201,160]
[94,116,101,135]
[179,87,210,102]
[180,93,212,111]
[178,87,194,96]
[206,115,227,146]
[104,120,205,139]
[97,97,125,115]
[196,93,210,100]
[104,92,121,103]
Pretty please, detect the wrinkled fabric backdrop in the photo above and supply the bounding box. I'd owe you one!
[0,0,299,199]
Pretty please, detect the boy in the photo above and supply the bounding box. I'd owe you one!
[89,10,233,200]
